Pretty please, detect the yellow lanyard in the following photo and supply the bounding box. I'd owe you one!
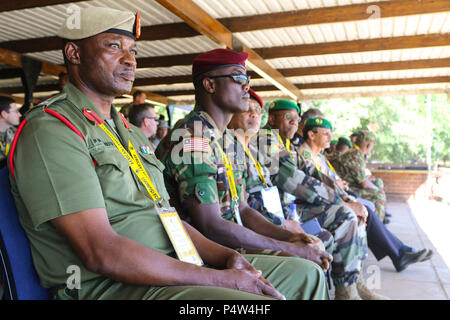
[277,134,295,161]
[214,140,243,226]
[214,141,238,201]
[354,144,361,150]
[243,145,267,185]
[84,109,161,205]
[326,159,336,172]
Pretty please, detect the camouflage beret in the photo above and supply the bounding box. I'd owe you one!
[338,137,353,148]
[304,117,333,131]
[57,7,140,40]
[268,99,300,114]
[356,130,376,143]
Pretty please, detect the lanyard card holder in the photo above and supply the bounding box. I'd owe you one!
[157,207,203,266]
[260,186,284,220]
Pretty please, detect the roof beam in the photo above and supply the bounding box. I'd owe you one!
[0,47,65,76]
[257,33,450,59]
[2,0,449,53]
[155,0,303,100]
[221,0,450,33]
[150,77,450,96]
[132,58,450,86]
[0,0,90,12]
[133,33,450,69]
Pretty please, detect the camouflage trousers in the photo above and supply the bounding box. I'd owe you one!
[300,202,368,287]
[353,186,386,221]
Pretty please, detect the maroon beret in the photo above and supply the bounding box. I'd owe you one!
[249,88,263,108]
[192,48,248,78]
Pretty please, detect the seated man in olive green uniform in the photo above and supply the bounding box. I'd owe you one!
[0,96,20,166]
[160,48,331,300]
[9,7,325,301]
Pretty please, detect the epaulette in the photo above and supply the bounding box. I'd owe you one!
[35,92,67,109]
[25,92,68,121]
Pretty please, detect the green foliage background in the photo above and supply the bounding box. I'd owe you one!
[307,94,449,164]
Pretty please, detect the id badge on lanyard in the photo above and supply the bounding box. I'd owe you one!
[158,207,204,266]
[260,186,284,220]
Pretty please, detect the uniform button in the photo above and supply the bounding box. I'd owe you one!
[199,190,205,196]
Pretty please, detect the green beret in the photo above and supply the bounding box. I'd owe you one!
[57,7,140,40]
[330,139,338,145]
[304,117,333,131]
[338,137,353,148]
[268,99,300,114]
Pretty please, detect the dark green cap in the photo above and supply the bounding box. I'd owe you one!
[304,117,333,130]
[268,99,300,114]
[338,137,353,148]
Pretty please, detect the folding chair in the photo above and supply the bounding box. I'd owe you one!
[0,166,51,300]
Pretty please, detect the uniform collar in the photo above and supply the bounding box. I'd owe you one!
[63,82,133,141]
[195,108,224,141]
[63,82,127,124]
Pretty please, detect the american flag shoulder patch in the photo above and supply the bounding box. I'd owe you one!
[183,137,210,152]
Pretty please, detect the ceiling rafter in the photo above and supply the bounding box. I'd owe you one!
[155,0,303,100]
[2,0,449,53]
[148,76,450,97]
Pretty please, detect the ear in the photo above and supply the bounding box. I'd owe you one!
[307,129,315,141]
[268,113,275,126]
[0,110,8,119]
[65,41,81,65]
[202,77,216,94]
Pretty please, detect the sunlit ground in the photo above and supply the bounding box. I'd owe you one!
[408,197,450,268]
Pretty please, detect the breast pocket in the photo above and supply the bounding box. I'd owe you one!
[88,146,135,204]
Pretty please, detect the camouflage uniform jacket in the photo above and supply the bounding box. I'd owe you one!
[331,147,368,190]
[0,126,17,162]
[161,107,246,222]
[297,142,352,201]
[243,137,287,226]
[250,128,341,211]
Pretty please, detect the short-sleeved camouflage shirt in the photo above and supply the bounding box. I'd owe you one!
[332,147,368,188]
[161,107,247,221]
[0,126,16,162]
[251,128,341,208]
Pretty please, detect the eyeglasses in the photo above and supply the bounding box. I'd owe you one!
[145,116,159,121]
[247,106,262,115]
[207,74,251,86]
[283,113,301,123]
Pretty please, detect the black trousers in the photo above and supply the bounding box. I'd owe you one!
[365,205,406,263]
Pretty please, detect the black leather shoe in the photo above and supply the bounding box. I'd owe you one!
[419,249,434,262]
[383,218,391,224]
[385,212,392,218]
[394,249,428,272]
